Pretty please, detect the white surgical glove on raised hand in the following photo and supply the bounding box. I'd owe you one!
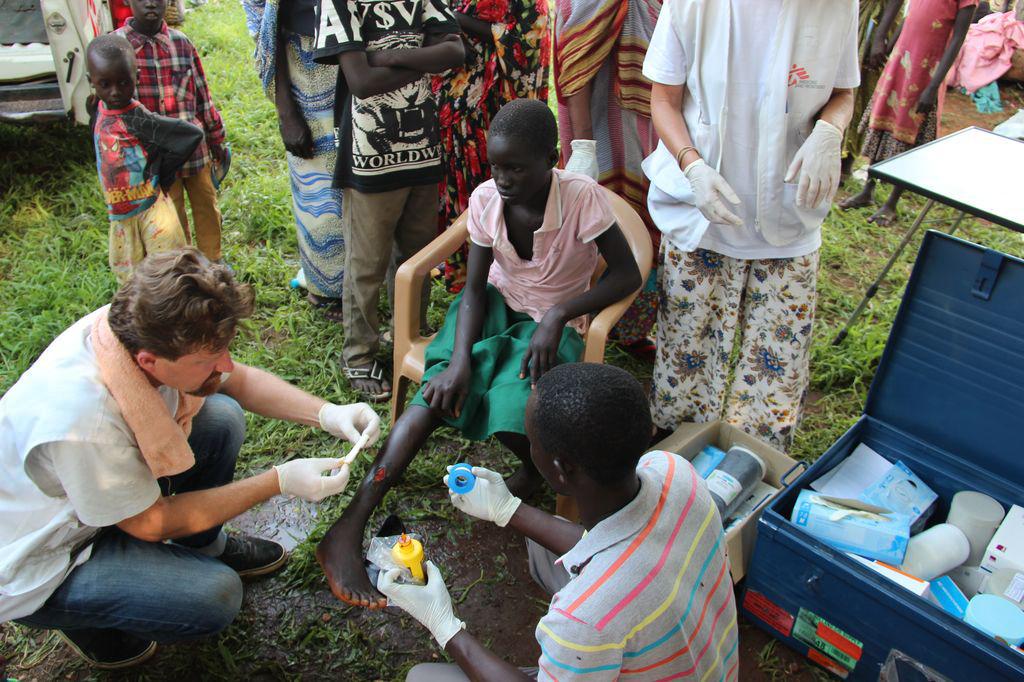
[683,158,743,226]
[318,402,381,446]
[444,466,522,527]
[785,119,843,210]
[565,139,599,179]
[377,561,465,648]
[274,458,350,502]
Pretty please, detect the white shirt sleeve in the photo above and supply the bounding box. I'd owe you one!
[642,10,689,86]
[30,441,161,528]
[833,6,861,89]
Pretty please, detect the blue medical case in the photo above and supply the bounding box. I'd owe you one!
[741,231,1024,680]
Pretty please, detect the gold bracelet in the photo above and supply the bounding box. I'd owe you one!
[675,145,699,169]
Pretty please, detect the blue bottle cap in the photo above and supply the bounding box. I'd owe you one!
[448,463,476,494]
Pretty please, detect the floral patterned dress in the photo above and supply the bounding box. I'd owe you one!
[433,0,551,292]
[861,0,979,161]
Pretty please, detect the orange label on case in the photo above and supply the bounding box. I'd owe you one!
[816,621,863,661]
[743,590,794,637]
[807,648,849,678]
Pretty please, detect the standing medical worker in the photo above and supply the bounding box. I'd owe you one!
[643,0,858,450]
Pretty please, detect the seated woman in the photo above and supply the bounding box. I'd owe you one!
[316,98,642,608]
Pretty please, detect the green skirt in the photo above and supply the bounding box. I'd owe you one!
[410,285,584,440]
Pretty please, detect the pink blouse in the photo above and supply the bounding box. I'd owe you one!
[468,169,616,334]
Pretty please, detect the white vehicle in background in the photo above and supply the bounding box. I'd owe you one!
[0,0,115,124]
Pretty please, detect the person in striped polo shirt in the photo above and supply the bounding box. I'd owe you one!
[378,362,738,681]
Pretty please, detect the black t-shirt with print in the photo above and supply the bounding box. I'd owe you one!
[312,0,458,193]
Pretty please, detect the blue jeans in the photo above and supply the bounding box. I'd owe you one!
[17,395,247,642]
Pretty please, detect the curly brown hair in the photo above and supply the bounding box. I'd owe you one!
[108,248,254,359]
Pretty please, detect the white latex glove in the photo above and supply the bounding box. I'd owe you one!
[274,458,350,502]
[564,139,599,180]
[444,466,521,527]
[318,402,381,446]
[378,561,465,648]
[682,159,743,226]
[784,119,843,210]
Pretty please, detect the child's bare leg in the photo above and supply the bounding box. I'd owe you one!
[495,431,544,498]
[316,405,440,608]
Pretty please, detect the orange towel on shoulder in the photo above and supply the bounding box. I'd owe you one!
[91,308,203,477]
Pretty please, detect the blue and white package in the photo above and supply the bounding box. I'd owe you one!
[930,575,969,619]
[691,445,726,479]
[859,460,938,531]
[790,489,911,565]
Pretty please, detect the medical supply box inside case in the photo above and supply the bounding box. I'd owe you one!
[651,420,803,583]
[741,232,1024,680]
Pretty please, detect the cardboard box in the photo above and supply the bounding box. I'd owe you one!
[651,420,801,583]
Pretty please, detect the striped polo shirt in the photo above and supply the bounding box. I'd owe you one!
[535,450,738,681]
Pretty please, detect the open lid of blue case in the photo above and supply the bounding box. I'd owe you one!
[864,231,1024,485]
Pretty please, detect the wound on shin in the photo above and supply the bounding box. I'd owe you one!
[373,466,387,483]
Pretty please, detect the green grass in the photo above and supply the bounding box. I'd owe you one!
[3,0,1024,678]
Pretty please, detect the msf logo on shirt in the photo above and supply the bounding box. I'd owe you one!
[317,0,425,49]
[788,64,810,87]
[788,63,827,91]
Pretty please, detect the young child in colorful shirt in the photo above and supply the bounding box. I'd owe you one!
[116,0,229,262]
[87,34,202,283]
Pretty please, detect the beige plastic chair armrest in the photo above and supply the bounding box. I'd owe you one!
[581,289,641,363]
[393,213,470,362]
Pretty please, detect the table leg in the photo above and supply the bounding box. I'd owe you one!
[832,199,936,345]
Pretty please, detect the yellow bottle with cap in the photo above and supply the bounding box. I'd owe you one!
[391,533,425,583]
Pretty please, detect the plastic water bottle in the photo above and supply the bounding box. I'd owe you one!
[289,268,307,290]
[565,139,599,180]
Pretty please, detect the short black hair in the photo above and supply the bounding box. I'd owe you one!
[489,98,557,156]
[86,34,135,73]
[532,363,652,485]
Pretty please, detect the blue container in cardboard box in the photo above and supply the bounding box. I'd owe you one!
[740,232,1024,681]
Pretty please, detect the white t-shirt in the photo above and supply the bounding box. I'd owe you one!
[643,0,859,259]
[0,308,163,622]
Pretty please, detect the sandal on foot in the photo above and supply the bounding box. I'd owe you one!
[308,293,344,323]
[343,359,392,402]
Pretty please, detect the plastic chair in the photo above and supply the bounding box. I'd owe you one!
[390,185,653,425]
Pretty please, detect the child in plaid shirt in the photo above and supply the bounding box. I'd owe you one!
[116,0,229,262]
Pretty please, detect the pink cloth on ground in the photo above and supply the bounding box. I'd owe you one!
[948,12,1024,93]
[468,168,616,334]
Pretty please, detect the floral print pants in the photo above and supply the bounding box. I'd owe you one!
[652,246,819,451]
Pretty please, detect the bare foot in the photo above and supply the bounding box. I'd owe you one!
[838,188,874,210]
[867,205,898,227]
[316,518,387,609]
[505,463,545,499]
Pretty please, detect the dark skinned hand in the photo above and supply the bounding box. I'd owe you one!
[278,111,314,159]
[915,85,938,115]
[866,36,889,70]
[519,313,565,387]
[422,361,472,418]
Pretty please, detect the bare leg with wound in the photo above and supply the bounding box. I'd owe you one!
[316,409,545,607]
[317,405,439,608]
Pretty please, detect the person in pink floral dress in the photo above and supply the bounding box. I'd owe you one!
[840,0,978,225]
